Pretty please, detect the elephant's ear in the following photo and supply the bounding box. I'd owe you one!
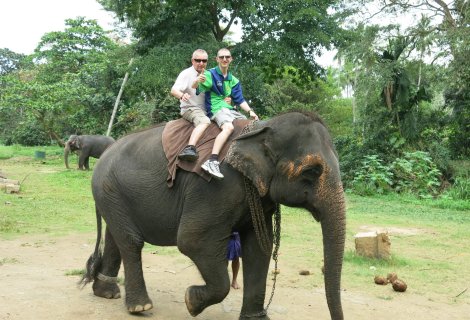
[226,126,275,197]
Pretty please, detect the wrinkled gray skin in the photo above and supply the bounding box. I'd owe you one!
[64,135,115,170]
[80,111,346,319]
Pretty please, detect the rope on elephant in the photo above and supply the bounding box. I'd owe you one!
[97,272,118,283]
[244,177,271,254]
[243,177,281,316]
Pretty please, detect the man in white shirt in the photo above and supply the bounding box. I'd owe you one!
[171,49,210,161]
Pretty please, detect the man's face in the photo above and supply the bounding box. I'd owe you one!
[216,50,232,68]
[192,53,208,73]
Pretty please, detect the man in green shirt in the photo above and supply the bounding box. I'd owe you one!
[193,48,258,179]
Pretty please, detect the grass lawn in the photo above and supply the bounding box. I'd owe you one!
[1,145,469,305]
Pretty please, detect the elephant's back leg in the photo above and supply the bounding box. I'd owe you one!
[96,198,153,313]
[92,226,121,299]
[177,221,232,317]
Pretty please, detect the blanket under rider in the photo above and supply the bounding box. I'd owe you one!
[162,118,251,187]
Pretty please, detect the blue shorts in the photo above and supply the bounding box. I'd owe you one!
[227,232,241,260]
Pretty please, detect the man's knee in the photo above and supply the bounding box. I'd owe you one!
[221,122,234,132]
[196,122,210,129]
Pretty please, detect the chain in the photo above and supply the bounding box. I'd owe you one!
[263,203,281,313]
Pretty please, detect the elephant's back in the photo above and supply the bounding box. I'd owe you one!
[92,125,167,187]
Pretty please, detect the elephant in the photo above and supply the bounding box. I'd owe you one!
[80,111,346,319]
[64,134,115,170]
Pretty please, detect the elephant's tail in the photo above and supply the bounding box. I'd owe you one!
[79,205,103,288]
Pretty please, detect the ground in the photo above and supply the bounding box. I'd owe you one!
[1,233,469,320]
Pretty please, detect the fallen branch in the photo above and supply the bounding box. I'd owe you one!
[456,288,467,298]
[21,173,32,185]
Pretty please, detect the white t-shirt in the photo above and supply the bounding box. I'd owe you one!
[171,66,205,115]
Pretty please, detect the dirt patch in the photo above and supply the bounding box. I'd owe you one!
[1,233,469,320]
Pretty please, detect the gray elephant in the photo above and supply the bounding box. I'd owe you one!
[80,111,346,319]
[64,135,115,170]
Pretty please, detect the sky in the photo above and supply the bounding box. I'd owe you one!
[0,0,116,54]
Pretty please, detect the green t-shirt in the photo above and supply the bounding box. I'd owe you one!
[197,66,245,117]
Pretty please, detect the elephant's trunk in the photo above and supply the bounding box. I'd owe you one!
[64,142,71,169]
[320,184,346,320]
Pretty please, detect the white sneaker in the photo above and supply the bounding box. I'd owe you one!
[201,159,224,179]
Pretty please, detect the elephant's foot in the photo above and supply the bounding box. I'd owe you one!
[127,300,153,314]
[185,286,207,317]
[92,277,121,299]
[125,292,153,313]
[239,310,270,319]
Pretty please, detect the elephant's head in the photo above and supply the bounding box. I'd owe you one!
[227,111,346,319]
[64,135,80,169]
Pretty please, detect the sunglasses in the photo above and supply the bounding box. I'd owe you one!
[218,55,232,60]
[193,59,208,63]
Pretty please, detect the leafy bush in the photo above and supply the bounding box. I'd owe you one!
[9,121,51,146]
[334,135,365,187]
[350,151,443,198]
[444,176,470,200]
[351,155,393,196]
[390,151,441,197]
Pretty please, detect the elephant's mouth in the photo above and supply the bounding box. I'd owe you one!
[309,207,321,222]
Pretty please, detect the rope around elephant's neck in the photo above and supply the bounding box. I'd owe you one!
[243,178,281,317]
[245,177,271,254]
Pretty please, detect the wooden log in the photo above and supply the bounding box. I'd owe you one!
[354,231,391,259]
[0,178,20,185]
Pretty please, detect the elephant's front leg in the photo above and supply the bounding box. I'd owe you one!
[78,151,86,170]
[84,156,90,170]
[239,227,273,319]
[178,228,231,317]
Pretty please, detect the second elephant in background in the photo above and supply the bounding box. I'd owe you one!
[64,135,115,170]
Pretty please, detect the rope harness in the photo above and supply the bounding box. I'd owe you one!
[243,177,281,318]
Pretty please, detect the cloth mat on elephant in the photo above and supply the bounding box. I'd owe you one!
[162,118,252,187]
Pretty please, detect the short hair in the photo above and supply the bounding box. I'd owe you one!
[192,49,208,58]
[217,48,231,56]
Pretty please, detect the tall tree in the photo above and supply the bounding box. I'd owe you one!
[0,48,27,76]
[99,0,348,79]
[34,17,117,83]
[0,18,124,145]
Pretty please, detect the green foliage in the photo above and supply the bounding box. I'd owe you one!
[0,48,27,75]
[334,135,368,185]
[8,120,51,146]
[390,151,441,197]
[351,155,393,196]
[445,87,470,159]
[320,97,354,137]
[238,0,347,82]
[350,151,443,198]
[101,0,347,83]
[34,17,117,82]
[0,18,125,144]
[444,176,470,201]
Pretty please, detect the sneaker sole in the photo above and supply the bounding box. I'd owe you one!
[201,164,224,180]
